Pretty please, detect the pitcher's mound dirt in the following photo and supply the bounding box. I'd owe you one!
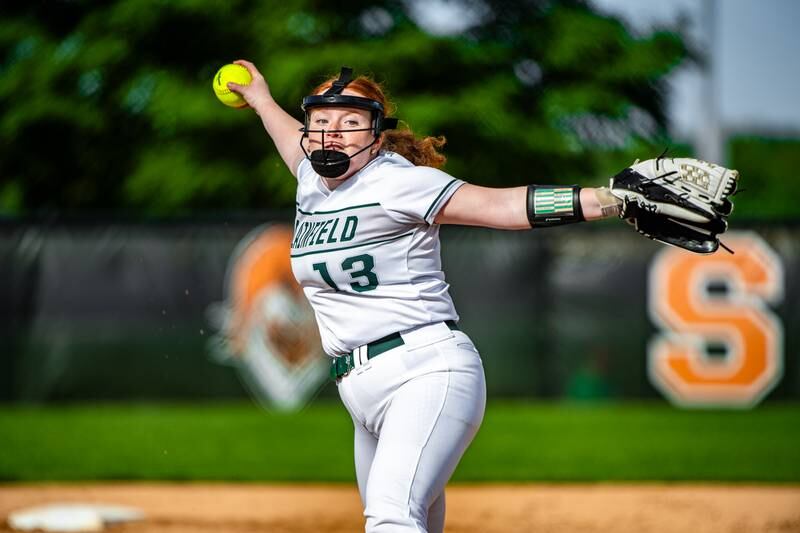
[1,484,798,533]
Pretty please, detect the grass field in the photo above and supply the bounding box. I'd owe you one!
[1,401,798,482]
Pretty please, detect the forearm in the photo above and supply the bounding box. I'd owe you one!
[525,185,620,226]
[253,99,305,175]
[524,185,620,226]
[436,184,620,229]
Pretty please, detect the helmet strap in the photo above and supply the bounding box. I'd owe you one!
[324,67,354,95]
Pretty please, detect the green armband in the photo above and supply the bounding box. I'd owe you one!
[526,185,584,228]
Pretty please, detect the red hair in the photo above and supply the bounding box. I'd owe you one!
[312,75,447,169]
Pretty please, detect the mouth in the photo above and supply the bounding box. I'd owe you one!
[324,142,345,151]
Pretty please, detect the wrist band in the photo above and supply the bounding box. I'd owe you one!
[526,185,584,228]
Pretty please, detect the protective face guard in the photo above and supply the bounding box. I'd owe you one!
[299,67,398,178]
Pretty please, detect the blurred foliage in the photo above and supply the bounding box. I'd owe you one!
[728,136,800,220]
[0,0,692,214]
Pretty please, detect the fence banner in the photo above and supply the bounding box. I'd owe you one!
[207,223,327,410]
[647,232,785,407]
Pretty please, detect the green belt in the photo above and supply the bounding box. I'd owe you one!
[330,320,459,380]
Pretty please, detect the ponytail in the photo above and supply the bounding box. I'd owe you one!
[382,128,447,169]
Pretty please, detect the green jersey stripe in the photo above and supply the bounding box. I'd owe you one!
[296,202,381,216]
[291,231,414,258]
[423,179,460,221]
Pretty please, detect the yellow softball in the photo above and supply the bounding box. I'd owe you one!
[212,64,252,108]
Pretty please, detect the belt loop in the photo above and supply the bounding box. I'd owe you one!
[354,345,366,368]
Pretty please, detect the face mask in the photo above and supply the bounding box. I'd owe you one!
[304,128,379,179]
[299,67,398,179]
[309,149,351,179]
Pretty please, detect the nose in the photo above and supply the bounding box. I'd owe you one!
[327,117,344,137]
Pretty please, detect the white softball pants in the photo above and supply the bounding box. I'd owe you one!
[336,321,486,533]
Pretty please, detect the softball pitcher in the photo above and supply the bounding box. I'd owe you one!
[227,61,737,532]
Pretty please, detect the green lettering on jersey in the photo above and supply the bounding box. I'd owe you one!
[315,219,333,245]
[312,262,340,291]
[340,216,358,242]
[292,221,309,248]
[291,231,413,258]
[342,254,379,292]
[312,253,379,293]
[292,215,363,251]
[326,218,339,244]
[303,222,322,248]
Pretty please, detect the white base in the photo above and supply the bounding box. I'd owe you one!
[8,503,144,532]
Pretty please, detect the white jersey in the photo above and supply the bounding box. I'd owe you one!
[290,151,465,356]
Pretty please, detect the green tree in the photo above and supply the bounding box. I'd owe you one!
[727,136,800,219]
[0,0,688,214]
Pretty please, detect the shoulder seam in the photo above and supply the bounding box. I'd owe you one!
[423,179,460,222]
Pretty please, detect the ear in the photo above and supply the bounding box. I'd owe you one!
[370,134,383,156]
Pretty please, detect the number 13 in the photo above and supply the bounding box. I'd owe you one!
[312,253,379,293]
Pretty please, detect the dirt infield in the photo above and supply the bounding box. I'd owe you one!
[1,484,799,532]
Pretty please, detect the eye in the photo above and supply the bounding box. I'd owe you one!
[345,119,360,127]
[315,118,329,125]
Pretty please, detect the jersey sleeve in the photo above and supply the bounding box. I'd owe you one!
[378,166,465,225]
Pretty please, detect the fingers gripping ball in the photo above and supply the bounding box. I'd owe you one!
[213,64,251,108]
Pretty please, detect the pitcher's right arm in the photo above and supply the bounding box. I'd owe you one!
[227,60,305,177]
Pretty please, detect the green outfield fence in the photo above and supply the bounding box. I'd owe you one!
[1,216,798,405]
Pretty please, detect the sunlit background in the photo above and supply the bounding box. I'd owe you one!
[1,0,798,505]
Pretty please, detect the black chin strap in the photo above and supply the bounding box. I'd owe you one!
[324,67,353,95]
